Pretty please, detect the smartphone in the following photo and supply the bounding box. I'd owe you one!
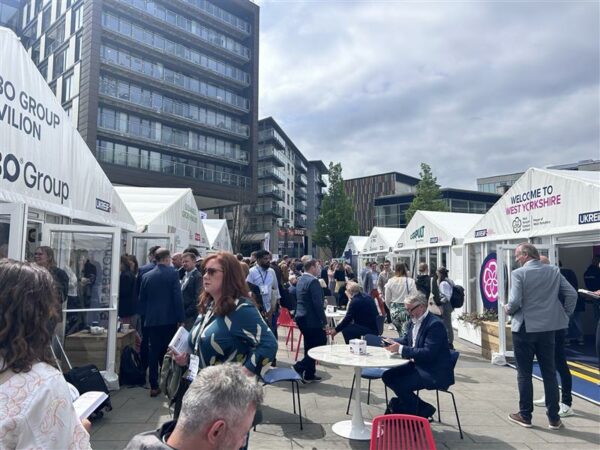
[382,338,395,347]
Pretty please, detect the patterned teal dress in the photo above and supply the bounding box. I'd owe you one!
[188,297,278,375]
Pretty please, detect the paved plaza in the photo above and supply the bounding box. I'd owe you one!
[90,331,600,450]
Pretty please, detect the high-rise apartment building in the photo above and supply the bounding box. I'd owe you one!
[242,117,326,256]
[13,0,259,209]
[344,172,420,235]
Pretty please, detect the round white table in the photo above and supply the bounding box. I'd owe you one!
[308,344,408,440]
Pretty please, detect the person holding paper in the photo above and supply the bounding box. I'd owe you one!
[0,260,91,450]
[172,252,277,389]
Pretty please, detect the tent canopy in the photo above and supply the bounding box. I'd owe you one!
[202,219,232,252]
[396,211,484,250]
[464,168,600,243]
[344,236,368,255]
[0,28,136,231]
[361,227,404,254]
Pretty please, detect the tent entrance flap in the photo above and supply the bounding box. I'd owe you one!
[42,224,121,379]
[0,202,28,260]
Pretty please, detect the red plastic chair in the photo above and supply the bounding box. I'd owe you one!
[370,414,437,450]
[277,307,303,359]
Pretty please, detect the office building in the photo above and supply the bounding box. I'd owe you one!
[344,172,420,235]
[375,188,501,228]
[240,117,326,256]
[12,0,259,209]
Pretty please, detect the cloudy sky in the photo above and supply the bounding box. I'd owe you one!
[257,0,599,189]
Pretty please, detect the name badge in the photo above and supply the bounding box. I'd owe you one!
[260,284,270,296]
[188,354,200,380]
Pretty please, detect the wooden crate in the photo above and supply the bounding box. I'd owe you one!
[480,321,513,360]
[64,329,136,373]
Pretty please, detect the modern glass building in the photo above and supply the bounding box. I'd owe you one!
[12,0,259,209]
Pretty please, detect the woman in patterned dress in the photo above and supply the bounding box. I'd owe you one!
[0,260,91,450]
[172,252,278,418]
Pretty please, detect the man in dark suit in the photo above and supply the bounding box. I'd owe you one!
[137,245,161,373]
[180,252,202,330]
[382,292,453,418]
[293,259,327,382]
[139,248,185,397]
[328,281,379,343]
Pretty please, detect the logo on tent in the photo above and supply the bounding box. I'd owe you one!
[512,217,522,233]
[578,211,600,225]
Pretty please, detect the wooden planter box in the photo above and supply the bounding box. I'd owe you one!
[480,321,512,360]
[64,329,136,373]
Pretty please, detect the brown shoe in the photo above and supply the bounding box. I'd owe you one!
[507,413,532,428]
[548,419,563,430]
[150,388,161,397]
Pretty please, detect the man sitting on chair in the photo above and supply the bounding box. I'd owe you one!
[327,281,380,343]
[382,292,453,419]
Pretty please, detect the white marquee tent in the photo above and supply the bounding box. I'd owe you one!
[202,219,233,253]
[343,236,368,256]
[359,227,404,266]
[115,187,208,251]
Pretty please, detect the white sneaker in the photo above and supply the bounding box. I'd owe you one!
[533,396,545,407]
[559,403,574,417]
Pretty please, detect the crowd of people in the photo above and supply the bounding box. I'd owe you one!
[1,242,597,449]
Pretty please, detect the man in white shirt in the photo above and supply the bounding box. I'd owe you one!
[246,250,280,328]
[382,292,453,418]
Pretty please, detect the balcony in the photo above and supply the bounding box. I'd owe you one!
[254,203,284,217]
[295,173,308,187]
[316,177,326,187]
[295,158,308,173]
[258,165,286,183]
[295,201,307,214]
[295,186,307,200]
[248,222,273,233]
[258,128,285,149]
[258,146,285,167]
[258,184,285,201]
[295,216,307,228]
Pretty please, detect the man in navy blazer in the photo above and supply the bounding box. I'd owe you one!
[136,245,160,373]
[328,281,379,343]
[180,252,202,330]
[382,292,453,418]
[139,248,185,396]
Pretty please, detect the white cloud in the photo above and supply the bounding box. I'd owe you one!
[258,1,600,188]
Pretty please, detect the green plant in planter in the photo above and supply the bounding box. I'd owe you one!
[457,309,498,327]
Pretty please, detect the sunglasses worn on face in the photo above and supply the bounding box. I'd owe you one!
[406,304,422,314]
[203,268,223,276]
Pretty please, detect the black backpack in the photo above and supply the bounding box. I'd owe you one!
[119,345,146,386]
[450,284,465,309]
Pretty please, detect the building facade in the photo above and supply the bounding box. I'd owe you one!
[239,117,326,256]
[13,0,259,210]
[375,188,501,228]
[344,172,420,235]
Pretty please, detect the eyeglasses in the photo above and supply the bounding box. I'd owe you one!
[406,304,422,314]
[203,268,223,277]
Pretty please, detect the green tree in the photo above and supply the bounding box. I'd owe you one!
[405,162,448,223]
[313,162,358,257]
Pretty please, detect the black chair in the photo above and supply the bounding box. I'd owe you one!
[260,368,303,429]
[346,334,389,414]
[417,349,463,439]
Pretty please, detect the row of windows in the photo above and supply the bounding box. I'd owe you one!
[96,139,251,188]
[99,75,248,137]
[100,45,248,110]
[97,107,248,163]
[23,2,82,45]
[116,0,250,59]
[101,13,249,85]
[180,0,250,33]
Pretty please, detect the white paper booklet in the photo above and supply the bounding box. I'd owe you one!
[168,326,192,354]
[73,391,108,420]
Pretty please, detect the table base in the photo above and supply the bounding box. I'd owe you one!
[331,419,372,440]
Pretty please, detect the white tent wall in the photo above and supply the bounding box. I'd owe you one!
[459,168,600,346]
[114,187,208,251]
[202,219,233,253]
[359,227,404,267]
[0,28,136,231]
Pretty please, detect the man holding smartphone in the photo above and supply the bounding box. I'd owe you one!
[381,292,453,418]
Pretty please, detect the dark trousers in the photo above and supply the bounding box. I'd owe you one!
[382,363,435,416]
[513,328,560,422]
[340,324,378,344]
[383,303,392,324]
[554,329,572,406]
[147,324,177,389]
[140,317,149,372]
[294,317,326,378]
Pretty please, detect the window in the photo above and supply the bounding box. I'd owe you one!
[62,73,73,102]
[72,6,83,33]
[41,7,52,32]
[31,41,40,64]
[53,48,66,79]
[74,34,82,62]
[55,0,61,19]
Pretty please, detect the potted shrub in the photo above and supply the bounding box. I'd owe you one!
[457,309,512,359]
